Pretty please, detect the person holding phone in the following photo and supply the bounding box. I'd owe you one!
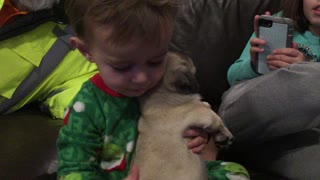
[218,0,320,178]
[227,10,309,85]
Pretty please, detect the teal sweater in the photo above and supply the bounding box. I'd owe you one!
[228,30,320,86]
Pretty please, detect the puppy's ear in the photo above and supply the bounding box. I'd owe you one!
[174,69,199,94]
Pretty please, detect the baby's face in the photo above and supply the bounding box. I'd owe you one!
[88,24,172,97]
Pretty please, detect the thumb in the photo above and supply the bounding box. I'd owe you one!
[264,11,271,15]
[132,165,139,178]
[127,165,139,180]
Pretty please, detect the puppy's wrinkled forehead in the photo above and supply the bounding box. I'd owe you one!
[165,52,196,74]
[164,52,199,94]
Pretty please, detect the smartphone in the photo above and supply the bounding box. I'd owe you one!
[256,15,294,74]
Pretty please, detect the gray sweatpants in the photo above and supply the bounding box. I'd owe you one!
[219,62,320,179]
[219,62,320,144]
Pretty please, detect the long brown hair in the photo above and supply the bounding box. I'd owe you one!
[281,0,309,33]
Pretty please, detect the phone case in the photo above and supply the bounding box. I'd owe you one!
[257,15,294,74]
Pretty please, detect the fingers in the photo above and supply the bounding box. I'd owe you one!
[183,128,201,137]
[267,48,305,65]
[252,12,271,66]
[184,128,209,154]
[254,12,271,35]
[254,15,260,34]
[267,59,290,69]
[273,48,302,57]
[250,38,266,47]
[257,52,299,71]
[188,136,206,154]
[250,45,264,53]
[292,42,298,49]
[184,128,208,144]
[250,38,266,64]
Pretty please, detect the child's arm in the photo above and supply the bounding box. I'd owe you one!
[227,12,272,85]
[57,109,105,179]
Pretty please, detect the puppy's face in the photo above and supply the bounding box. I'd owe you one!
[163,52,199,94]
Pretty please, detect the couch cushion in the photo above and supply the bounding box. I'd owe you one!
[0,105,62,179]
[223,128,320,179]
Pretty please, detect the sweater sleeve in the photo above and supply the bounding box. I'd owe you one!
[57,106,105,179]
[227,33,260,86]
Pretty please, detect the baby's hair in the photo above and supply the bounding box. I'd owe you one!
[281,0,309,33]
[65,0,179,46]
[11,0,60,11]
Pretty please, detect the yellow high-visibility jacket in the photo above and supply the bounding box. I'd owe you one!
[0,1,98,119]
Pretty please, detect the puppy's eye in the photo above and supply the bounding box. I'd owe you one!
[180,61,188,66]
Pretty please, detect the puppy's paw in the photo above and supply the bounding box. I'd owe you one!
[201,101,211,108]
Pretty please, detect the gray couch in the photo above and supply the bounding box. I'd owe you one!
[171,0,320,179]
[2,0,317,179]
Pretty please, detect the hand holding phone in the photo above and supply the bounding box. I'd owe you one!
[256,15,294,74]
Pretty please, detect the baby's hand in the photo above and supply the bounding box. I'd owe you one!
[183,127,209,154]
[124,165,139,180]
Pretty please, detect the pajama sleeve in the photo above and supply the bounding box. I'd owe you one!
[206,160,250,180]
[57,106,105,179]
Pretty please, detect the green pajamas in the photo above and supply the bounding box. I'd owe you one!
[57,73,139,179]
[57,73,250,180]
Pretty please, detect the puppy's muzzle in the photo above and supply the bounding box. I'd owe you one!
[211,131,233,149]
[215,135,233,149]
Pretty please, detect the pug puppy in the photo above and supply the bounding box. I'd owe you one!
[133,52,233,180]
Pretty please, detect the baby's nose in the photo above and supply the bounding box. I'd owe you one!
[132,71,148,84]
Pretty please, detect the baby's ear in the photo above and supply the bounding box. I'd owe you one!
[70,37,93,62]
[174,67,199,94]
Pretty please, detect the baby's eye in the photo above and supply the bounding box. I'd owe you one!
[148,59,164,67]
[112,65,132,72]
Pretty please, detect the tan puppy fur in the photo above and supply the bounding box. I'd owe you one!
[133,52,233,180]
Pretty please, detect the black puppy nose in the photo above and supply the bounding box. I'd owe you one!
[216,137,233,149]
